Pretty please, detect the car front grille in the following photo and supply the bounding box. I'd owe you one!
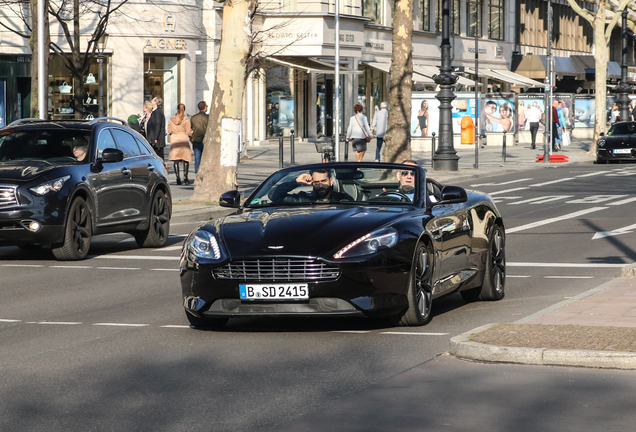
[214,258,340,282]
[0,185,18,207]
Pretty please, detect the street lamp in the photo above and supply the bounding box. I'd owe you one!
[97,33,109,118]
[617,10,632,123]
[432,0,459,171]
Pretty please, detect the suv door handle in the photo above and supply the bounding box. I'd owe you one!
[121,168,131,177]
[146,164,155,171]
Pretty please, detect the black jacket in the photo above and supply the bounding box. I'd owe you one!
[146,108,166,149]
[269,181,353,203]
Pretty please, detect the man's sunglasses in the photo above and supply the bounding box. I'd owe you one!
[400,170,414,176]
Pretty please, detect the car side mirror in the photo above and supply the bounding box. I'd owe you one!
[599,132,605,137]
[438,185,467,205]
[220,190,241,208]
[101,148,124,163]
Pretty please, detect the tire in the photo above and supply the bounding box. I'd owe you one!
[135,189,171,248]
[479,224,506,301]
[185,311,229,329]
[52,197,92,261]
[396,242,434,326]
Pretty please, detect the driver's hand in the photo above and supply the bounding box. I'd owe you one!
[296,173,312,185]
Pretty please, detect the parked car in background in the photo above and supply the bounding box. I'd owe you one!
[180,162,506,329]
[596,121,636,164]
[0,118,172,260]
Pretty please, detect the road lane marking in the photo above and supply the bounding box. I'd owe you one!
[507,275,531,278]
[49,265,93,269]
[88,255,180,260]
[607,197,636,206]
[0,319,21,322]
[592,222,636,239]
[1,264,45,267]
[37,321,82,325]
[506,207,608,233]
[153,245,183,252]
[575,172,605,178]
[96,267,141,270]
[544,276,594,279]
[488,187,529,196]
[331,330,372,334]
[150,268,179,271]
[508,195,573,205]
[161,325,191,328]
[508,262,625,268]
[566,195,626,204]
[93,323,150,327]
[381,332,449,336]
[471,178,533,187]
[530,178,575,187]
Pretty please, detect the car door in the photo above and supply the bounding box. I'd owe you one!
[93,128,136,227]
[110,128,151,218]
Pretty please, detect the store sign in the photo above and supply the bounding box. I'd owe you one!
[468,47,487,54]
[164,13,176,32]
[143,38,187,50]
[339,34,355,43]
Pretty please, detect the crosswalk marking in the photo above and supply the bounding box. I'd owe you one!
[506,207,607,233]
[530,177,575,187]
[508,195,572,205]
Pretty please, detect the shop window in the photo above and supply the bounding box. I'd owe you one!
[489,0,504,40]
[436,0,460,35]
[363,0,384,26]
[466,0,481,37]
[266,66,295,137]
[418,0,431,31]
[144,56,179,121]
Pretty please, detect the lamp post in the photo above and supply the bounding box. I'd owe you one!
[432,0,459,171]
[97,33,109,118]
[617,10,632,123]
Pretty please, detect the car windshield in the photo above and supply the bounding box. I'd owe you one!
[246,165,420,208]
[607,123,636,136]
[0,129,91,162]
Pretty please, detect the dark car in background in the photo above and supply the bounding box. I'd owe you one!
[0,118,171,260]
[596,121,636,164]
[180,162,505,329]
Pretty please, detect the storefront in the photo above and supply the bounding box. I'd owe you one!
[0,56,32,123]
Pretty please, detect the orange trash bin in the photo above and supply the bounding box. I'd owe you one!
[461,115,475,144]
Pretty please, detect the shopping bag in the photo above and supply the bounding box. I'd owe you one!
[562,130,571,147]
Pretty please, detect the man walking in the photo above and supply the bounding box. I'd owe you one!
[146,96,166,160]
[551,100,561,152]
[190,101,209,174]
[525,102,541,149]
[371,101,388,162]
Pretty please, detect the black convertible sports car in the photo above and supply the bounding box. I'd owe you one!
[596,121,636,164]
[180,162,505,328]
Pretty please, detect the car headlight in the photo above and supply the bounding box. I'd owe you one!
[186,229,225,261]
[334,227,398,259]
[29,175,71,196]
[597,138,605,147]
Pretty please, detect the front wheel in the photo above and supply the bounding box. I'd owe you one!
[480,224,506,301]
[52,197,92,260]
[395,243,434,326]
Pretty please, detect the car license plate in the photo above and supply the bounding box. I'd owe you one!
[613,149,631,154]
[240,283,309,300]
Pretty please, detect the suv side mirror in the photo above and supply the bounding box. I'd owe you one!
[220,190,241,208]
[438,185,467,204]
[599,132,605,137]
[101,148,124,163]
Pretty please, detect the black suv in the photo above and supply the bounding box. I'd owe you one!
[0,117,171,260]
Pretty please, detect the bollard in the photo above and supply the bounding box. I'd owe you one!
[290,129,295,165]
[431,132,436,168]
[502,130,507,163]
[343,135,349,162]
[279,135,284,168]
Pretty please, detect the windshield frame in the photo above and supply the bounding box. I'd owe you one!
[0,127,93,164]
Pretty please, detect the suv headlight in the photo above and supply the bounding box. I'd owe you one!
[334,227,398,259]
[186,229,226,261]
[29,175,71,196]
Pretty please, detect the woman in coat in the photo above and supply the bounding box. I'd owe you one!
[345,103,373,162]
[168,103,193,185]
[138,100,152,139]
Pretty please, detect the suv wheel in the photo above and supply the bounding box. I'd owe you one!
[52,197,92,260]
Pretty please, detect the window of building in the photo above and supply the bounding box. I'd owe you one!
[436,0,460,35]
[281,0,297,11]
[419,0,431,31]
[489,0,504,40]
[466,0,481,37]
[363,0,384,25]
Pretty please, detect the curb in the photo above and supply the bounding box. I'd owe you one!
[449,323,636,370]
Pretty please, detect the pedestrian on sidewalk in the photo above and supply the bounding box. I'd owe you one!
[190,101,209,174]
[146,97,166,160]
[525,102,541,149]
[551,100,561,151]
[371,101,388,162]
[138,100,152,140]
[346,104,372,162]
[168,103,193,185]
[556,100,566,148]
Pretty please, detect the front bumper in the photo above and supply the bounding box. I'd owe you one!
[0,192,67,246]
[597,148,636,162]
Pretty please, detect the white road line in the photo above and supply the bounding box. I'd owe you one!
[507,275,531,278]
[331,330,372,334]
[575,172,605,178]
[161,325,191,328]
[544,276,594,279]
[171,221,207,226]
[96,267,141,270]
[508,195,573,205]
[150,268,180,272]
[88,255,180,260]
[508,262,625,268]
[530,178,575,187]
[1,264,45,267]
[592,222,636,240]
[381,332,449,336]
[37,321,82,325]
[153,245,183,252]
[488,187,529,196]
[506,207,607,233]
[608,197,636,206]
[0,319,21,322]
[49,265,93,269]
[93,323,150,327]
[471,178,533,187]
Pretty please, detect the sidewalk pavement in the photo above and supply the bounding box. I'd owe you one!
[168,136,636,370]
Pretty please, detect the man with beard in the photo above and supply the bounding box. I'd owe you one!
[269,169,353,203]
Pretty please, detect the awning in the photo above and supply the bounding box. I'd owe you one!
[412,65,477,87]
[464,67,541,88]
[364,62,436,85]
[571,56,622,80]
[607,62,622,80]
[268,56,361,74]
[512,55,585,80]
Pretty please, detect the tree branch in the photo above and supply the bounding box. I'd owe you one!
[565,0,595,25]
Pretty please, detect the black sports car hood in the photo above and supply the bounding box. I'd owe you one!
[0,160,59,182]
[218,205,414,258]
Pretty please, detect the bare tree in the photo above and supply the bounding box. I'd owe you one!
[384,0,414,163]
[565,0,636,152]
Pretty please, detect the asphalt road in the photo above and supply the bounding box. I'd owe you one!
[1,162,636,431]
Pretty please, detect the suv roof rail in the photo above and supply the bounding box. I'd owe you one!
[88,117,129,127]
[7,118,48,127]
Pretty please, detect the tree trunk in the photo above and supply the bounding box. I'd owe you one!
[384,0,414,163]
[591,6,608,154]
[191,0,257,202]
[29,0,49,118]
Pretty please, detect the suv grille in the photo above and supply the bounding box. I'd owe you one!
[214,258,340,282]
[0,185,18,207]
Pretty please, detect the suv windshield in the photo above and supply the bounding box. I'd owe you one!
[246,166,420,208]
[0,129,91,162]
